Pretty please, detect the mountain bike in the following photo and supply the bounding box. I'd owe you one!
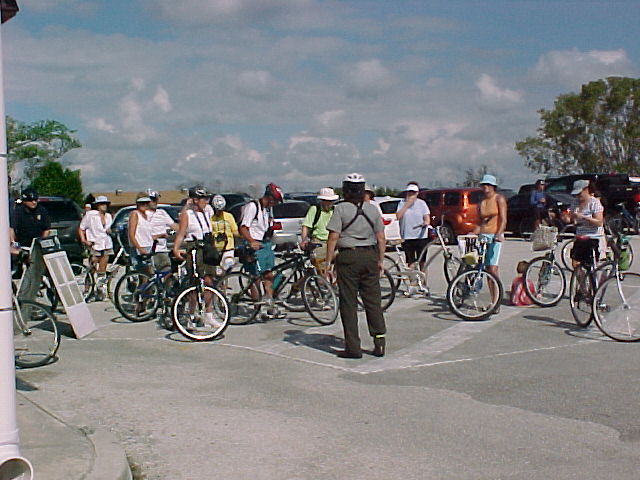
[219,243,338,325]
[171,242,230,341]
[446,236,503,321]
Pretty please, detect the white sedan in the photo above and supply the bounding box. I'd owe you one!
[371,196,401,242]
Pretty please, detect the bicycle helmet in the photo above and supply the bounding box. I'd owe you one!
[20,187,39,202]
[264,183,283,203]
[145,188,160,200]
[211,194,226,211]
[188,185,211,198]
[342,172,366,198]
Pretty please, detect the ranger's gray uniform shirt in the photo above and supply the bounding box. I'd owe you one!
[327,202,384,249]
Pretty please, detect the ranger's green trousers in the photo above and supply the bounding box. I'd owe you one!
[336,247,386,354]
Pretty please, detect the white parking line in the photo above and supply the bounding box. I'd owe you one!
[351,307,523,373]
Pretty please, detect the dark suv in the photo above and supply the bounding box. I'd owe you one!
[36,196,83,261]
[419,188,483,244]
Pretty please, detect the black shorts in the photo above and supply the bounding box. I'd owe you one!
[570,238,600,265]
[533,206,547,221]
[402,238,429,265]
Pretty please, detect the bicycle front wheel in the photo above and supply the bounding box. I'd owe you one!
[568,267,594,328]
[447,269,503,321]
[524,257,565,307]
[302,275,338,325]
[593,273,640,342]
[277,269,306,312]
[14,301,60,368]
[218,271,261,325]
[114,272,160,322]
[172,285,229,341]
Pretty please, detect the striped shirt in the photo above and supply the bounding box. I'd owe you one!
[572,196,604,238]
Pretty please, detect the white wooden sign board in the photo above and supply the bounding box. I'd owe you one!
[41,249,96,338]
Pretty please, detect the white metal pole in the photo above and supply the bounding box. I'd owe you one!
[0,22,33,480]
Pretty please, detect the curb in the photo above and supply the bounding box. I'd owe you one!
[84,428,132,480]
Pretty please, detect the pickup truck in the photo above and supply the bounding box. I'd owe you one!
[544,173,640,216]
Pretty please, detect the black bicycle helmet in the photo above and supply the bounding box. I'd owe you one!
[20,187,39,202]
[188,185,211,198]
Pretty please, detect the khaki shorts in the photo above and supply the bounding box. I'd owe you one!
[311,241,327,262]
[184,241,217,277]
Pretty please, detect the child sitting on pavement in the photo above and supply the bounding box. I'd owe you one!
[510,260,535,306]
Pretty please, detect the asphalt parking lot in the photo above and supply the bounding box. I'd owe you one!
[16,237,640,479]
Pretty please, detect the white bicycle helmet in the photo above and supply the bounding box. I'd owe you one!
[343,172,365,183]
[145,188,160,200]
[211,194,226,211]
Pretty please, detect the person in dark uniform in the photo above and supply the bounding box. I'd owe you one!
[10,187,51,301]
[325,173,387,359]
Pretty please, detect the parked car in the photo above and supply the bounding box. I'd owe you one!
[35,196,83,261]
[419,188,483,244]
[545,173,640,215]
[229,200,310,248]
[219,193,251,209]
[370,196,401,242]
[284,192,320,206]
[506,191,574,236]
[110,204,181,253]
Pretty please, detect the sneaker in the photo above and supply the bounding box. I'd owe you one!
[406,286,418,297]
[204,313,223,329]
[266,306,286,319]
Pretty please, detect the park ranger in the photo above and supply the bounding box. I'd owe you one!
[325,173,387,359]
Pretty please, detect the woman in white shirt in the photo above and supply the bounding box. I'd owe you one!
[128,194,154,270]
[79,195,113,297]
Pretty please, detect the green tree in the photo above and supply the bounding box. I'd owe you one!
[31,161,83,205]
[458,164,496,187]
[516,77,640,174]
[7,116,82,181]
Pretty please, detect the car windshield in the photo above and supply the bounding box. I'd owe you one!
[221,194,248,207]
[273,202,309,218]
[39,201,81,222]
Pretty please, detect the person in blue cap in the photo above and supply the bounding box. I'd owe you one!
[475,174,507,312]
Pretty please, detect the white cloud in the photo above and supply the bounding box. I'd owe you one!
[152,86,172,113]
[235,70,276,100]
[344,59,397,99]
[531,48,636,87]
[476,73,523,108]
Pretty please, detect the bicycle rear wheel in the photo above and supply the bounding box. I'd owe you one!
[443,251,464,284]
[302,274,338,325]
[71,263,94,300]
[277,269,306,312]
[447,269,503,321]
[524,257,565,307]
[560,238,575,271]
[357,269,396,311]
[593,273,640,342]
[172,285,229,341]
[14,301,60,368]
[384,253,402,290]
[114,272,160,322]
[218,271,261,325]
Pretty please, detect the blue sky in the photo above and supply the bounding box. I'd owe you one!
[4,0,639,193]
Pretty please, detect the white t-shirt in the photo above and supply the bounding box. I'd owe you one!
[185,209,211,241]
[397,198,430,240]
[79,210,113,251]
[240,201,271,242]
[146,208,175,253]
